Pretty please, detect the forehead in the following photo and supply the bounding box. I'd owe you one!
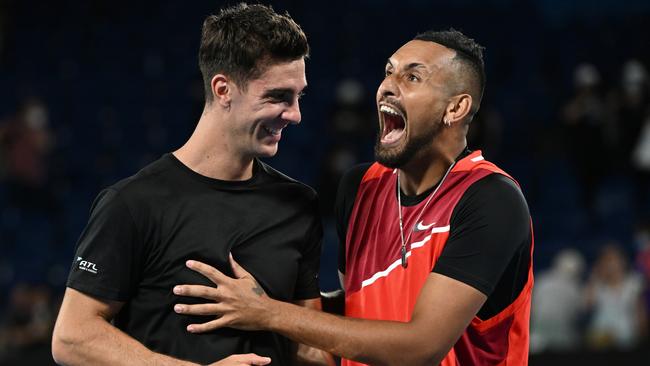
[387,40,455,70]
[248,58,307,92]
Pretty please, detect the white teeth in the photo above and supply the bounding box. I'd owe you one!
[263,126,281,136]
[380,105,400,116]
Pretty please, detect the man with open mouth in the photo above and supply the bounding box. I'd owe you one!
[175,29,534,366]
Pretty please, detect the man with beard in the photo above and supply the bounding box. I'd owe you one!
[173,29,534,366]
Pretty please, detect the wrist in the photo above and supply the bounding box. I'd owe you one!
[261,296,285,331]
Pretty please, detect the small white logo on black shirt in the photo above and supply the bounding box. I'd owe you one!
[77,257,99,274]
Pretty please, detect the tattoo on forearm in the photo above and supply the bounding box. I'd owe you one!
[252,283,265,296]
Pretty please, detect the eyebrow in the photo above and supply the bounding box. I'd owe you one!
[385,60,429,73]
[404,63,428,72]
[262,86,307,99]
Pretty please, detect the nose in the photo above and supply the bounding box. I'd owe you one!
[282,99,301,125]
[377,75,397,100]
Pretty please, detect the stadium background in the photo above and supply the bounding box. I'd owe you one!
[1,0,649,364]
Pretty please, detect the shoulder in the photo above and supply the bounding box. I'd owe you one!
[257,160,318,201]
[338,163,373,195]
[451,172,530,245]
[459,173,528,214]
[101,155,177,207]
[334,163,373,228]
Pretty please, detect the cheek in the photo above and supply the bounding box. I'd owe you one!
[405,100,432,121]
[249,98,272,113]
[255,104,284,118]
[405,103,444,133]
[413,97,444,118]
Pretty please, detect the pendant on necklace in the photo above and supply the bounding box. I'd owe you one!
[401,245,408,268]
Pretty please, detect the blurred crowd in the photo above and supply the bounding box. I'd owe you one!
[1,1,650,365]
[562,60,650,217]
[0,98,59,365]
[528,59,650,353]
[531,240,650,353]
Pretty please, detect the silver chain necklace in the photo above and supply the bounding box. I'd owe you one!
[396,162,456,268]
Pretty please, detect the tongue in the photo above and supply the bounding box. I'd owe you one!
[382,128,405,144]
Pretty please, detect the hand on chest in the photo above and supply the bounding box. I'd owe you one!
[147,196,312,301]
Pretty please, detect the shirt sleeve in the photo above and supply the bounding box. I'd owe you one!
[335,163,372,275]
[432,173,531,297]
[293,194,324,300]
[66,188,145,302]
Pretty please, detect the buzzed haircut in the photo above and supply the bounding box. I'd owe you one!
[199,3,309,102]
[414,29,485,115]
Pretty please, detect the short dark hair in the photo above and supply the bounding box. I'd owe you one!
[413,29,485,115]
[199,3,309,102]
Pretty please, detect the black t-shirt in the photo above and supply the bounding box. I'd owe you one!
[336,158,531,320]
[67,153,322,365]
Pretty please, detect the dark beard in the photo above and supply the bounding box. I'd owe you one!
[374,122,442,168]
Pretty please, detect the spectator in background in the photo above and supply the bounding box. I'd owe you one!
[0,283,54,365]
[0,97,54,212]
[608,60,650,214]
[634,221,650,343]
[562,63,607,213]
[531,248,586,353]
[585,243,647,350]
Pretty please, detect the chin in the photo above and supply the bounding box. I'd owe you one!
[255,145,279,158]
[374,136,411,168]
[375,146,408,168]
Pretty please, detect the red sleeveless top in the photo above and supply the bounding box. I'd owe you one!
[343,151,534,366]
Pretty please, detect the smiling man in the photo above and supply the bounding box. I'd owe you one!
[52,3,332,366]
[174,29,534,366]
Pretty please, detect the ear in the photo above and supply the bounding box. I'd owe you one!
[444,94,473,126]
[210,74,233,108]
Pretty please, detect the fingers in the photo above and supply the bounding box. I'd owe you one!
[186,316,231,333]
[173,284,220,301]
[174,303,225,316]
[229,253,252,279]
[232,353,272,365]
[186,260,230,284]
[212,353,271,365]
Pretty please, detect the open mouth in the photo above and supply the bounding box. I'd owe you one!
[263,125,282,136]
[379,104,406,145]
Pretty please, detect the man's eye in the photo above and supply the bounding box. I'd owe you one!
[384,70,392,77]
[408,74,419,82]
[269,94,290,103]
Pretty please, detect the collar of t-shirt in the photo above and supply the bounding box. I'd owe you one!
[165,153,264,189]
[399,147,472,207]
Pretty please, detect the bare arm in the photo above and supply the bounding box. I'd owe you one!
[174,259,486,366]
[52,288,197,366]
[52,288,271,366]
[291,299,336,366]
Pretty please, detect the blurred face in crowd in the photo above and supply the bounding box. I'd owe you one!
[375,40,456,168]
[225,58,306,158]
[595,245,627,284]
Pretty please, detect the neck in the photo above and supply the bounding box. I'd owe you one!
[398,143,466,196]
[173,105,254,181]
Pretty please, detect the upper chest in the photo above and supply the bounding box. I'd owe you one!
[135,187,315,300]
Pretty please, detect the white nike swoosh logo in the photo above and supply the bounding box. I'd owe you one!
[413,221,436,232]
